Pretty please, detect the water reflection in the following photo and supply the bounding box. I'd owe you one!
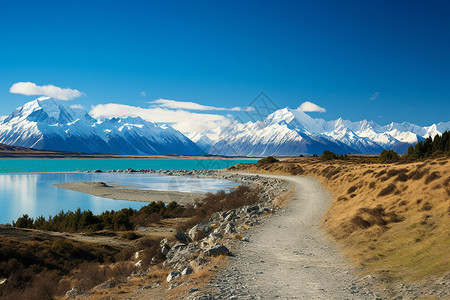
[0,173,236,224]
[0,174,38,221]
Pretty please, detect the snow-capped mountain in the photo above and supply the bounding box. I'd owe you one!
[0,97,201,155]
[197,107,450,156]
[1,99,448,157]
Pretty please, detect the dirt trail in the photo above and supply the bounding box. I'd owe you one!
[204,175,374,299]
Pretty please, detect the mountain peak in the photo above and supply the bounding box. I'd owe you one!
[0,98,201,155]
[266,107,322,133]
[5,97,82,124]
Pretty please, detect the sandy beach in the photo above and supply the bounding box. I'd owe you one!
[54,181,204,204]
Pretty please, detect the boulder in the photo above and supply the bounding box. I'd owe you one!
[224,211,236,222]
[188,222,212,241]
[165,243,201,267]
[161,243,171,256]
[165,242,187,260]
[175,232,192,244]
[166,271,181,282]
[66,287,81,297]
[160,238,169,248]
[181,266,194,276]
[246,204,259,213]
[97,280,116,289]
[208,232,223,244]
[224,222,237,234]
[204,243,230,257]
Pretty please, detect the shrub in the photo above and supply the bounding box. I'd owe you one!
[378,183,397,196]
[51,238,74,254]
[0,234,119,299]
[258,156,279,164]
[13,214,34,228]
[121,231,141,240]
[378,150,399,163]
[12,200,187,233]
[351,205,401,230]
[425,171,441,184]
[321,151,348,161]
[347,186,358,194]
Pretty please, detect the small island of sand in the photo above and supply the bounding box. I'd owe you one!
[54,181,204,204]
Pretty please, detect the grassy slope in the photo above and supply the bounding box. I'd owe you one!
[230,156,450,282]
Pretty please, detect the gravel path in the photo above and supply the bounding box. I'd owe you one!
[202,175,375,299]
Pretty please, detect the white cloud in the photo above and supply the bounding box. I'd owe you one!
[370,92,380,100]
[10,81,84,100]
[140,91,146,97]
[298,101,326,113]
[90,103,232,133]
[151,98,249,111]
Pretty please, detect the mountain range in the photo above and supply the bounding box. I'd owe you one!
[0,97,200,155]
[189,107,450,156]
[0,98,448,156]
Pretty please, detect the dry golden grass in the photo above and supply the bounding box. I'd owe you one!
[79,253,230,299]
[164,256,229,299]
[232,234,244,240]
[232,156,450,282]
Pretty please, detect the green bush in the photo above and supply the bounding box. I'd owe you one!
[12,200,185,233]
[378,150,399,163]
[12,214,34,228]
[51,238,74,254]
[321,150,349,161]
[258,156,279,164]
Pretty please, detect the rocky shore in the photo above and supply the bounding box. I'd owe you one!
[78,168,449,300]
[83,168,294,298]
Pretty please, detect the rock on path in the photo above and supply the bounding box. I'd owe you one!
[198,175,375,299]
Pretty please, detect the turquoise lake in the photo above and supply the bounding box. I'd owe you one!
[0,158,255,224]
[0,158,253,173]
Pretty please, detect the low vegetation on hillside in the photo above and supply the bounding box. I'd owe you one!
[13,185,260,234]
[321,150,349,161]
[257,156,279,164]
[4,185,261,299]
[0,232,121,300]
[378,149,400,163]
[13,201,182,232]
[230,154,450,285]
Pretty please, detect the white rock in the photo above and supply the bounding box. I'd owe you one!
[166,270,181,282]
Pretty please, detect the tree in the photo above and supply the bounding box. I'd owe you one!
[13,214,34,228]
[378,150,399,163]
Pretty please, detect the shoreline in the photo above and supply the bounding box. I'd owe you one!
[53,181,205,204]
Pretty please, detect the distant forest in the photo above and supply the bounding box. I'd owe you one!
[406,130,450,159]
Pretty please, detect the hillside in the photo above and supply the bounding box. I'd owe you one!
[230,156,450,289]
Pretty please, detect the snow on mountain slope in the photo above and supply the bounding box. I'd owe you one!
[205,107,448,156]
[0,98,201,155]
[2,99,447,157]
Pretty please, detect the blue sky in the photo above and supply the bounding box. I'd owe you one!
[1,0,449,131]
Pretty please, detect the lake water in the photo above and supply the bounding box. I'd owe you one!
[0,158,253,173]
[0,158,255,224]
